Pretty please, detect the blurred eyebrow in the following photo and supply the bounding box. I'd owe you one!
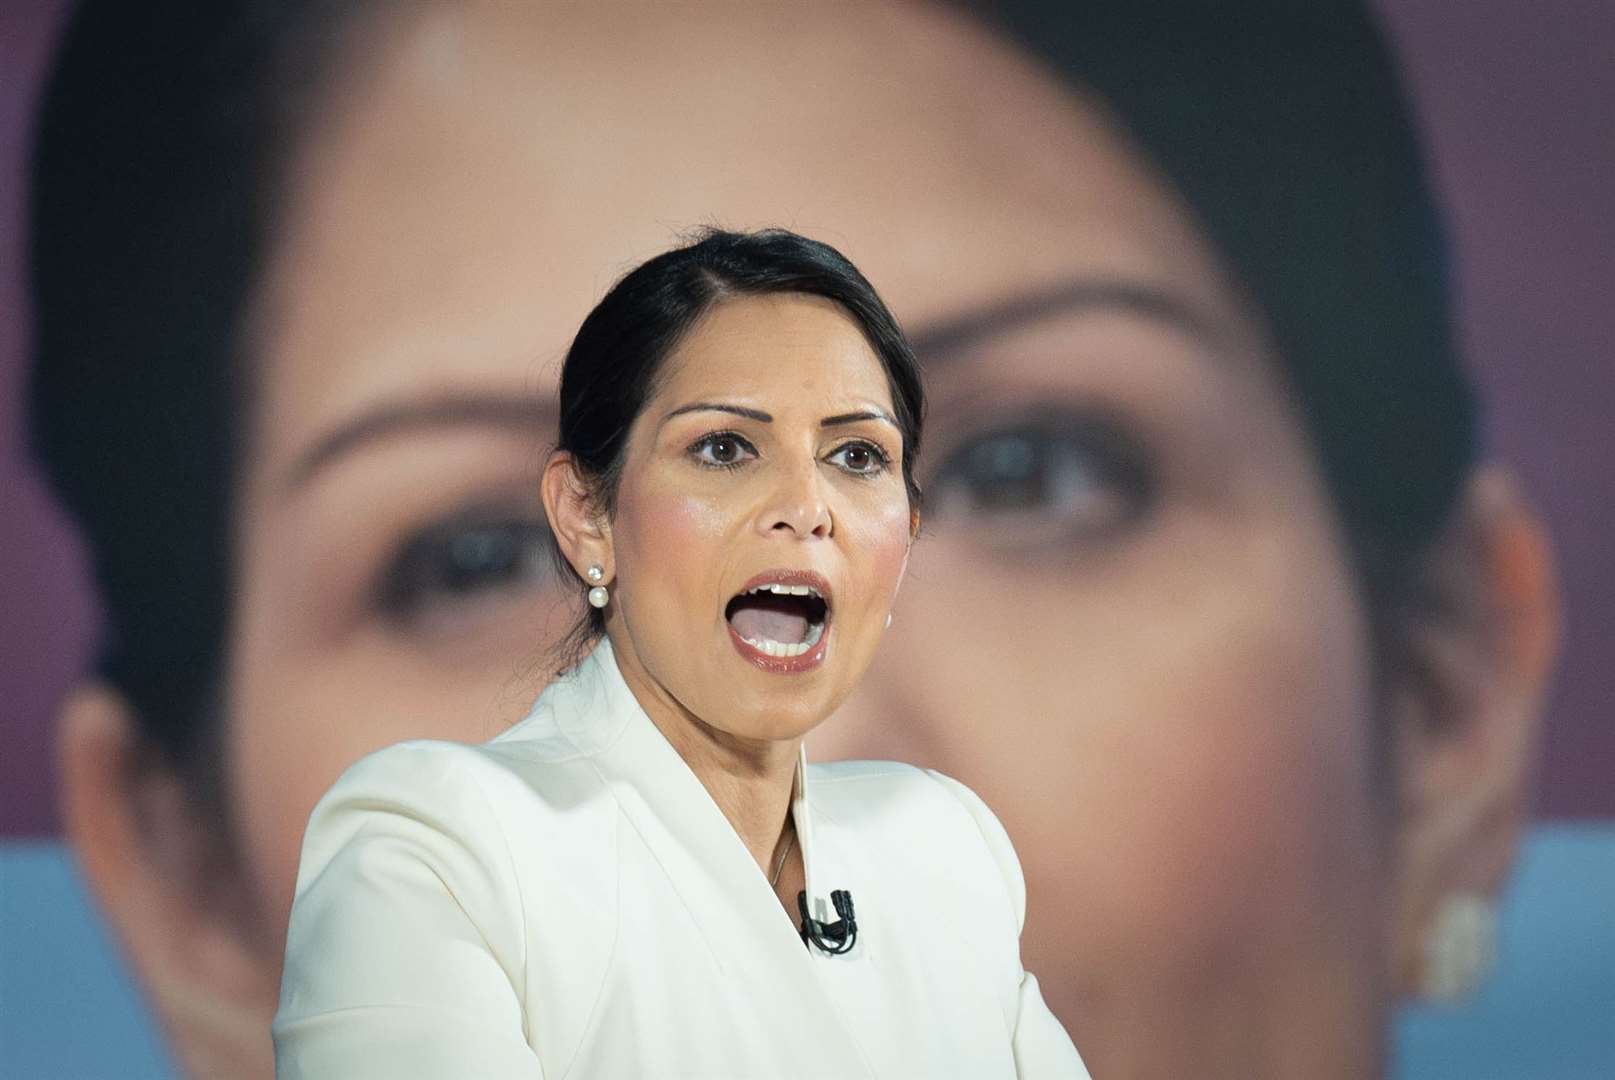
[910,279,1227,361]
[289,394,550,489]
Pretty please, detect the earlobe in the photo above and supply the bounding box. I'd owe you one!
[1387,467,1559,998]
[58,684,277,1077]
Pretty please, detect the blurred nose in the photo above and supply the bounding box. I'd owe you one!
[758,457,832,540]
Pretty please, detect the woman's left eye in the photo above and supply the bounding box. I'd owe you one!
[826,440,890,475]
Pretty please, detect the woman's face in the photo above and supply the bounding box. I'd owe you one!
[192,1,1383,1073]
[597,294,913,744]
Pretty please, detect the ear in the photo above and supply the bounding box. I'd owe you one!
[59,683,278,1078]
[540,450,614,582]
[1386,467,1559,997]
[898,511,919,590]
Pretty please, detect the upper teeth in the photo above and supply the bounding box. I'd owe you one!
[746,583,821,598]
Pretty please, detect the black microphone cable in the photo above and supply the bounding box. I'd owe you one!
[798,889,857,955]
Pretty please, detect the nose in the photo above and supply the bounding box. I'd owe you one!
[758,459,832,540]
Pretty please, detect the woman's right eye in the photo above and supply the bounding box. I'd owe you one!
[373,514,557,628]
[688,431,758,469]
[925,412,1156,548]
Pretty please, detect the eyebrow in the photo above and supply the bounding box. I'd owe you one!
[288,393,552,490]
[909,278,1228,362]
[820,409,899,429]
[662,402,773,424]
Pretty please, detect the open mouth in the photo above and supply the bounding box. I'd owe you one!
[724,573,831,661]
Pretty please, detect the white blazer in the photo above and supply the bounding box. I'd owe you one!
[274,638,1088,1079]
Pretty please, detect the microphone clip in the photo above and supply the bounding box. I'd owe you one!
[797,889,858,955]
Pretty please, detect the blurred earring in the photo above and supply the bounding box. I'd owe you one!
[586,565,609,609]
[1421,893,1497,1003]
[885,612,893,629]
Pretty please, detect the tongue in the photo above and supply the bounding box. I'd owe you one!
[729,597,811,644]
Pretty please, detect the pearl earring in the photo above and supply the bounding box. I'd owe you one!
[586,565,609,609]
[1421,893,1497,1003]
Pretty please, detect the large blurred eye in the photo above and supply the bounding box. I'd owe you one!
[374,512,557,629]
[926,412,1155,546]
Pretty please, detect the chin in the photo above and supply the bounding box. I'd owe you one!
[717,687,835,744]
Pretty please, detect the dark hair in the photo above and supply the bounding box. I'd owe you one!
[28,0,373,783]
[971,0,1477,613]
[28,0,1474,787]
[552,228,926,649]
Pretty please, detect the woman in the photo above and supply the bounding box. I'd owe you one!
[272,227,1087,1077]
[28,1,1557,1076]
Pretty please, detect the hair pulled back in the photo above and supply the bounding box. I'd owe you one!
[28,0,373,782]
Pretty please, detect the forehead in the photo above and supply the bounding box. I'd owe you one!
[656,294,894,407]
[250,0,1236,475]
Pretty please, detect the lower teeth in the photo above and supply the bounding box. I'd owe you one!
[742,621,824,658]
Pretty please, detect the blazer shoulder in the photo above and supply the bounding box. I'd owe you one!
[808,758,1001,832]
[809,759,1027,933]
[295,736,613,897]
[312,735,581,817]
[281,737,620,1074]
[331,731,610,805]
[289,738,620,998]
[920,768,1028,929]
[805,758,937,827]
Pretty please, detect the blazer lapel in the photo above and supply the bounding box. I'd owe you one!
[554,640,876,1078]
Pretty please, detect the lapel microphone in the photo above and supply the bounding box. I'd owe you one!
[798,889,857,955]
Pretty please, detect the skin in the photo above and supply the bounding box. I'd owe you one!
[542,293,916,906]
[56,2,1558,1078]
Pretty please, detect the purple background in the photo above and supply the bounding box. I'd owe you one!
[3,0,1611,837]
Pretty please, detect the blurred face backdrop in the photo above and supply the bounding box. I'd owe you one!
[33,2,1556,1078]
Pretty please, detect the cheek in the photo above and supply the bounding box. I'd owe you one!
[631,488,729,543]
[614,486,731,600]
[854,506,1383,994]
[1056,563,1377,948]
[840,493,915,608]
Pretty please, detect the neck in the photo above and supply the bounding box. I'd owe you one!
[606,631,799,873]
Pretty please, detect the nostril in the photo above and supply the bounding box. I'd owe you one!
[763,499,832,536]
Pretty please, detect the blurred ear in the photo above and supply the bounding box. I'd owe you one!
[540,450,613,581]
[59,683,277,1079]
[1386,467,1559,995]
